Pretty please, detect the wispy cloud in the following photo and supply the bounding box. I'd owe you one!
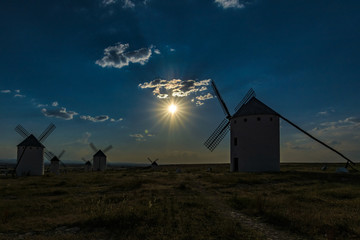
[41,107,78,120]
[170,48,176,52]
[52,101,59,107]
[80,115,109,122]
[110,117,123,122]
[130,129,155,141]
[14,94,26,98]
[96,43,153,69]
[1,90,11,93]
[154,48,161,54]
[215,0,246,9]
[102,0,117,5]
[139,78,213,105]
[123,0,135,8]
[129,133,145,141]
[317,108,335,116]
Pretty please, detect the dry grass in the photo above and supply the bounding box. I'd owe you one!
[0,163,359,240]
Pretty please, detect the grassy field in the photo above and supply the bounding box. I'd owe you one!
[0,163,359,240]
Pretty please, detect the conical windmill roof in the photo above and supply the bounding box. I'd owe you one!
[51,156,60,162]
[233,97,278,117]
[94,150,106,157]
[17,134,45,148]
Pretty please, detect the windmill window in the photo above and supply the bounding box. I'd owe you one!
[257,117,261,121]
[244,118,247,122]
[270,117,273,121]
[234,137,238,146]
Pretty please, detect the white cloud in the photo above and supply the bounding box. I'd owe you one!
[102,0,117,5]
[196,93,213,101]
[215,0,245,9]
[123,0,135,8]
[130,133,146,141]
[96,43,153,69]
[1,90,11,93]
[317,108,335,116]
[154,49,161,54]
[110,117,124,122]
[15,89,20,93]
[41,107,78,120]
[14,94,26,98]
[139,78,212,105]
[37,103,48,107]
[170,48,176,52]
[78,132,92,144]
[80,115,110,122]
[52,101,59,107]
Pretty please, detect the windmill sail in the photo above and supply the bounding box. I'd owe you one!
[204,119,230,151]
[234,88,255,112]
[279,114,355,166]
[15,125,30,138]
[39,123,56,142]
[211,80,231,118]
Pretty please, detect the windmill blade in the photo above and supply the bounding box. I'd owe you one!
[81,157,87,162]
[90,142,98,152]
[39,123,56,142]
[147,157,153,163]
[280,114,355,165]
[59,160,67,168]
[14,146,28,172]
[234,88,255,112]
[153,158,159,163]
[15,125,30,138]
[211,80,232,118]
[58,150,65,159]
[204,118,230,151]
[103,145,113,153]
[44,150,55,160]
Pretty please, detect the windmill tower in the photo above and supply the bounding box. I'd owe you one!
[204,80,356,172]
[90,143,112,171]
[45,150,66,175]
[147,157,159,168]
[81,157,92,172]
[14,123,56,176]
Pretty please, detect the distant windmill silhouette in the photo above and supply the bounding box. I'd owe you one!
[44,150,66,175]
[81,157,92,172]
[14,123,56,176]
[204,80,356,172]
[89,143,113,171]
[147,157,159,168]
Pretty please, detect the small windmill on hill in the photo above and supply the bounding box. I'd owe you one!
[90,143,113,171]
[81,157,92,172]
[147,157,159,168]
[14,123,56,176]
[44,150,66,175]
[204,80,356,172]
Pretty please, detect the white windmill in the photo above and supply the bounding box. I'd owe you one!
[89,143,113,171]
[14,123,56,176]
[44,150,66,175]
[147,157,159,168]
[204,80,356,172]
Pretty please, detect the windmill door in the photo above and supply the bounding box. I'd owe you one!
[234,158,239,171]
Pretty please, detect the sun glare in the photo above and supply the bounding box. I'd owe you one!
[168,104,177,114]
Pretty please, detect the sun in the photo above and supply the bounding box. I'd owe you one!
[168,104,177,114]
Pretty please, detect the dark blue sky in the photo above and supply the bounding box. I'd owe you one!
[1,0,359,164]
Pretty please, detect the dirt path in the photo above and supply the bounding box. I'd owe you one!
[193,183,306,240]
